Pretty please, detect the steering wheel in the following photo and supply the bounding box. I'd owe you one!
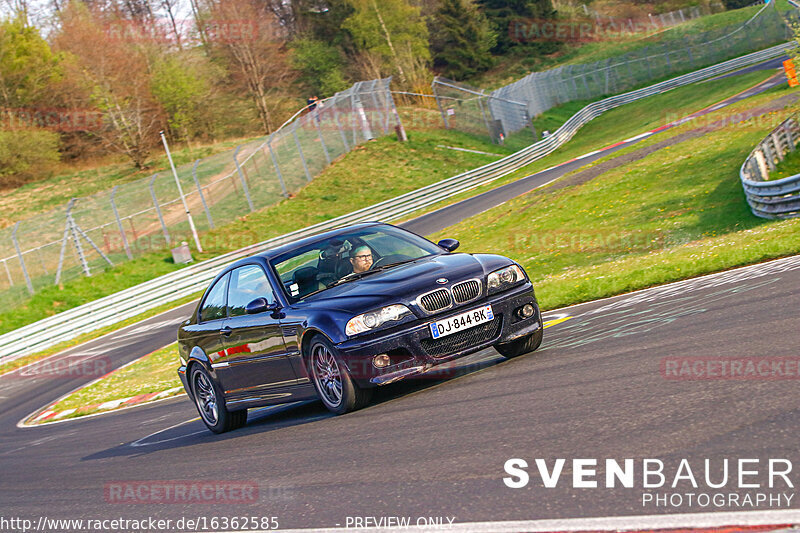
[372,254,412,269]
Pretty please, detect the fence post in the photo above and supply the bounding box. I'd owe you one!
[38,248,48,275]
[148,174,171,246]
[292,122,313,183]
[580,64,590,98]
[110,186,133,260]
[314,110,332,166]
[2,259,11,287]
[71,219,114,268]
[367,79,387,135]
[55,199,74,285]
[432,80,450,129]
[11,222,33,295]
[332,108,350,151]
[477,90,494,141]
[192,159,214,229]
[386,78,407,142]
[350,81,373,143]
[233,146,255,212]
[67,210,90,277]
[267,135,289,198]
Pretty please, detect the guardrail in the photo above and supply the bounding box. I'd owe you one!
[0,41,793,362]
[739,113,800,218]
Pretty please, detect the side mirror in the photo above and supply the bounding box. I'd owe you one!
[437,238,460,252]
[245,297,280,315]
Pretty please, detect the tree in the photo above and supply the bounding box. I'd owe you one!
[294,0,355,46]
[478,0,556,54]
[203,0,295,133]
[290,38,349,96]
[53,3,164,168]
[150,53,214,142]
[0,15,62,112]
[343,0,430,87]
[430,0,495,80]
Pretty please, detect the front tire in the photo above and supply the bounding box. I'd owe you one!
[495,321,543,359]
[190,365,247,434]
[308,335,372,415]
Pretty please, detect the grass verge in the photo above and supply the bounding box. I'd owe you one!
[42,343,183,421]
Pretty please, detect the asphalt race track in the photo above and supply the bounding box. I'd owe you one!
[1,66,799,531]
[2,254,800,529]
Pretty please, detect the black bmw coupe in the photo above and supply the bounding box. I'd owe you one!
[178,222,543,433]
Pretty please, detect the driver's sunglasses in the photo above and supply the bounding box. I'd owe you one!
[353,254,372,261]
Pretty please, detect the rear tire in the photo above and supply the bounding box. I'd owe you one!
[495,320,543,359]
[190,365,247,434]
[308,335,372,415]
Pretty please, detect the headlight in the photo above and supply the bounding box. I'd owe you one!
[487,264,526,294]
[346,304,412,336]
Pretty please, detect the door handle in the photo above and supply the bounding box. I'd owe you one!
[220,326,233,337]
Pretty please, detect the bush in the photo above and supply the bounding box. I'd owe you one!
[0,129,60,188]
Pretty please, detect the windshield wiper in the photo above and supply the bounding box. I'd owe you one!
[326,269,384,288]
[326,258,420,288]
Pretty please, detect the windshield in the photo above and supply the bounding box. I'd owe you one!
[271,226,442,302]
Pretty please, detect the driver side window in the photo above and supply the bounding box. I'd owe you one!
[228,265,275,317]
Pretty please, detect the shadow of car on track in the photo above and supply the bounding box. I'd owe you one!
[80,350,507,461]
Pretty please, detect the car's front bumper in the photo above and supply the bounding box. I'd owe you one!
[336,283,540,387]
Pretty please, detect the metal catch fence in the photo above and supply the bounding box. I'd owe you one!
[739,113,800,219]
[0,78,400,309]
[433,3,792,142]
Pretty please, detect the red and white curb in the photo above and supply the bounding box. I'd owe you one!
[29,386,184,425]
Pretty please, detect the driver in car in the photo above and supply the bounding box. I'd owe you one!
[349,245,374,273]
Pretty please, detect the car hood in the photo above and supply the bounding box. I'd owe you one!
[294,252,514,315]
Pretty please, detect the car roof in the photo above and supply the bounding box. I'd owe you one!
[227,221,386,269]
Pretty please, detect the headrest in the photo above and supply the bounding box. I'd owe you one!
[293,266,319,285]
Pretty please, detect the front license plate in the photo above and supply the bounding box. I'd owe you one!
[429,305,494,339]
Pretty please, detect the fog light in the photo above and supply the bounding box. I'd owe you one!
[518,303,535,319]
[373,354,391,368]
